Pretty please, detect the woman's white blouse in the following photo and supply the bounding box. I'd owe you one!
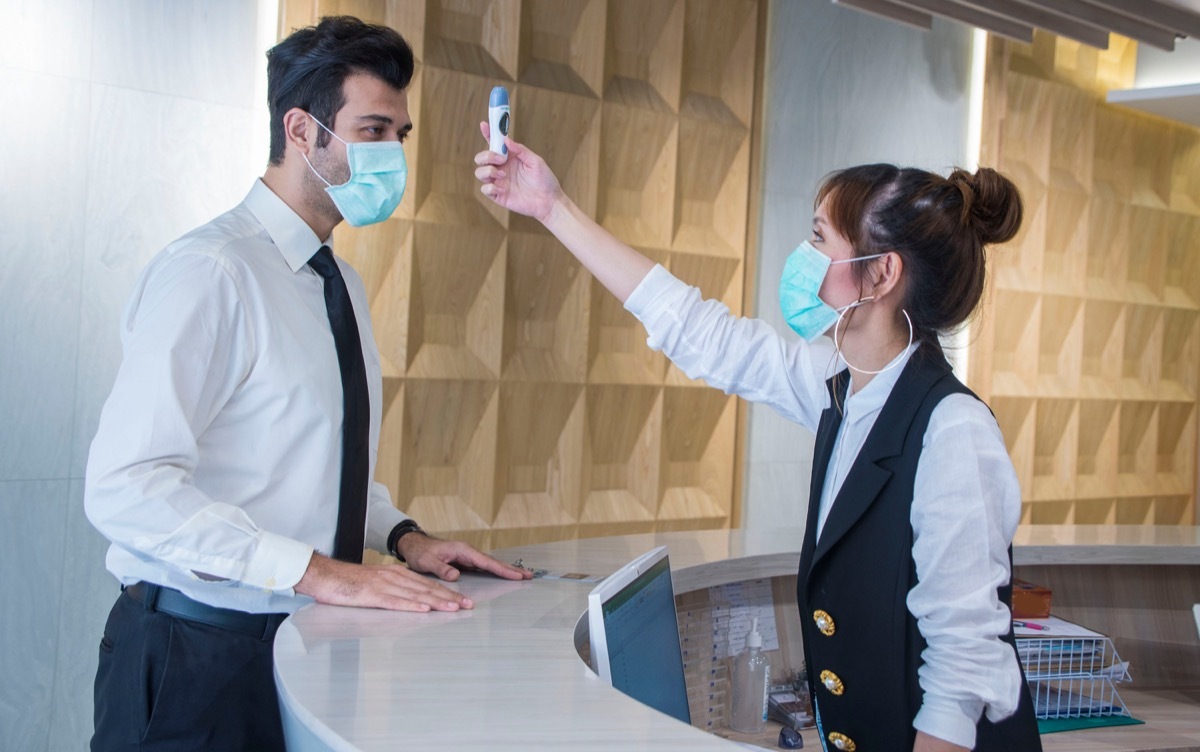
[624,264,1024,749]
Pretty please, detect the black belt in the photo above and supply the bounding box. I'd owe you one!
[124,582,288,642]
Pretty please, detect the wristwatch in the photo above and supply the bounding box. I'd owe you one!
[387,519,425,562]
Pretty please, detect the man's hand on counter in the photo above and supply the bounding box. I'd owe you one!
[295,552,479,612]
[398,533,535,583]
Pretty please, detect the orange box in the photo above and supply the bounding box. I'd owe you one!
[1011,579,1052,619]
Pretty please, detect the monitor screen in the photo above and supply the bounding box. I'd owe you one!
[587,546,691,725]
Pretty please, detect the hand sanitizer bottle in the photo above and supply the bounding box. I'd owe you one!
[730,617,770,733]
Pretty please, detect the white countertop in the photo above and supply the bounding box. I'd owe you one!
[273,526,1200,751]
[1012,524,1200,565]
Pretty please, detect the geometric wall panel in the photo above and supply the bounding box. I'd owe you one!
[281,0,764,548]
[972,31,1200,526]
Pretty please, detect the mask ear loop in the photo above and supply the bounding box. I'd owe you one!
[301,113,349,188]
[832,303,914,376]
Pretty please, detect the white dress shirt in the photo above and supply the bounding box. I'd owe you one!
[625,264,1023,749]
[85,179,408,615]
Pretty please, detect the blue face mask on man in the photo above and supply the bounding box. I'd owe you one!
[778,240,885,341]
[302,114,408,227]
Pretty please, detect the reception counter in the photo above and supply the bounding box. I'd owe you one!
[274,526,1200,751]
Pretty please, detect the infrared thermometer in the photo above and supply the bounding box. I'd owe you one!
[489,86,510,155]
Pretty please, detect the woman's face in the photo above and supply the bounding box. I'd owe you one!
[812,198,863,309]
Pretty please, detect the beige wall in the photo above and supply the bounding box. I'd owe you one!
[286,0,763,552]
[972,31,1200,526]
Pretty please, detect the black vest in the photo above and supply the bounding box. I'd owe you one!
[795,351,1041,751]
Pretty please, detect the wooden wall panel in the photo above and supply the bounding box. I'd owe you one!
[286,0,762,549]
[973,31,1200,526]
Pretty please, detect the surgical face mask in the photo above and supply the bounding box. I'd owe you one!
[779,240,885,341]
[302,114,408,227]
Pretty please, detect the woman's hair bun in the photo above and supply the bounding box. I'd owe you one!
[948,167,1023,246]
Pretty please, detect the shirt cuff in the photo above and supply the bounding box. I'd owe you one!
[623,264,681,320]
[912,696,984,750]
[243,530,314,593]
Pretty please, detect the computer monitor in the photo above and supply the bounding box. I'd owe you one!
[587,546,691,725]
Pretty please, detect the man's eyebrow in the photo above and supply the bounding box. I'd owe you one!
[355,114,412,134]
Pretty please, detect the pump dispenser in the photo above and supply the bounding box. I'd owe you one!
[730,617,770,733]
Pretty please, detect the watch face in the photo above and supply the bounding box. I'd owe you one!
[499,112,509,136]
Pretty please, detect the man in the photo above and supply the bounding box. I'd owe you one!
[85,16,531,751]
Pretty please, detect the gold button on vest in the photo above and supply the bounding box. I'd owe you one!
[819,669,844,696]
[827,731,856,750]
[813,609,835,636]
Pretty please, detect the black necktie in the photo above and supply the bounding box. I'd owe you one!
[308,246,369,564]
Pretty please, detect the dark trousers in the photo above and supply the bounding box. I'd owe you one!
[91,589,286,752]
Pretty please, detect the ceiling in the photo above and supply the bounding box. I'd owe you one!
[831,0,1200,127]
[832,0,1200,51]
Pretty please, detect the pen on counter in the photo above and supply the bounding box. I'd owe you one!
[1013,620,1049,631]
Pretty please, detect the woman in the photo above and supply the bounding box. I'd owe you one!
[474,129,1041,752]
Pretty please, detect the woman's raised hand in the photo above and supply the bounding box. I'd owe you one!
[474,122,563,223]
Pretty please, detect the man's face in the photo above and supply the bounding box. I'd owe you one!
[306,72,412,212]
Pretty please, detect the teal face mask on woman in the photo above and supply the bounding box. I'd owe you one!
[302,114,408,227]
[779,241,885,341]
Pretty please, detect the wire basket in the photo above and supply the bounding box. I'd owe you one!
[1016,634,1132,720]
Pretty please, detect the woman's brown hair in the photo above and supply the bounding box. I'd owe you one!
[815,164,1023,354]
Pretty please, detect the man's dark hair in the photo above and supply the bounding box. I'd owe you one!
[266,16,414,165]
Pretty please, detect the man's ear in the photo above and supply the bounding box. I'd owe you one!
[282,108,314,158]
